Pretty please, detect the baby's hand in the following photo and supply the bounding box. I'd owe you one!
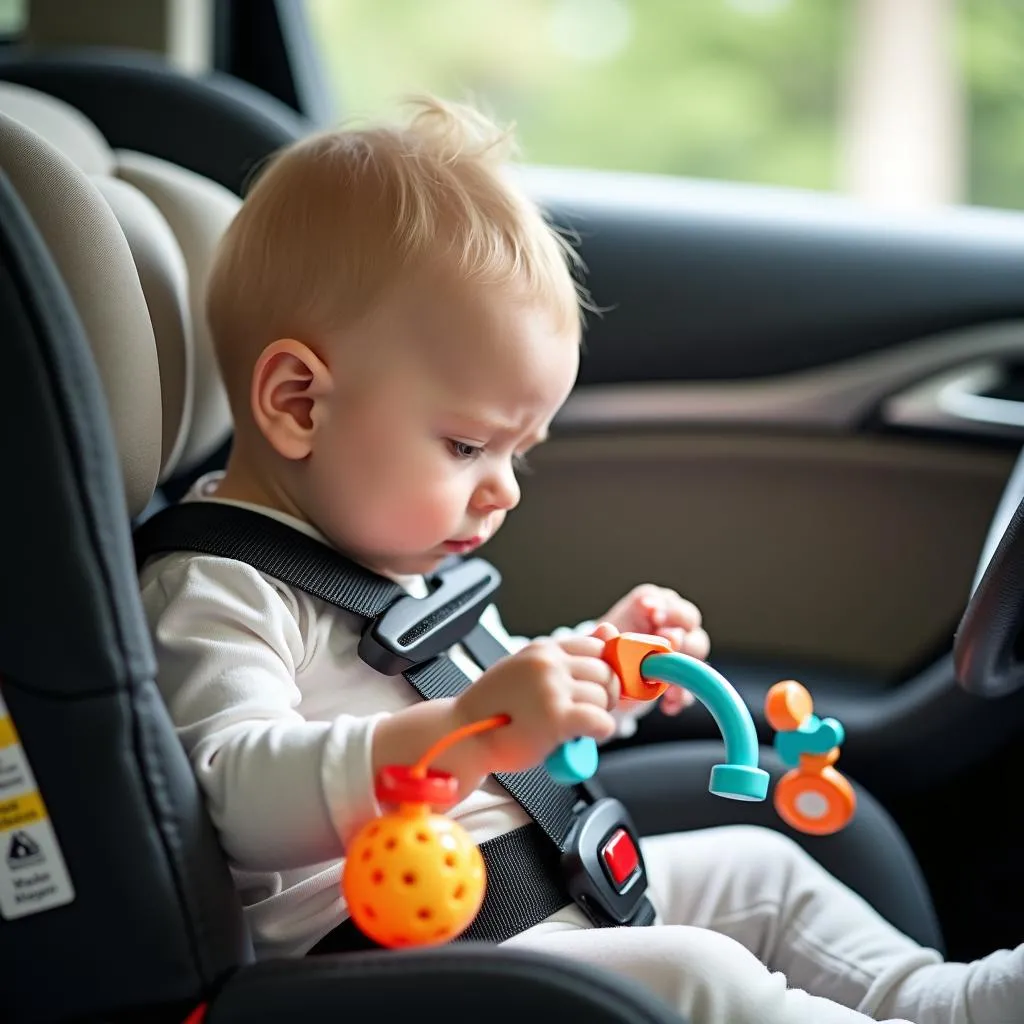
[599,584,711,715]
[454,635,620,774]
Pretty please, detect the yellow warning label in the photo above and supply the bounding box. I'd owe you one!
[0,791,46,832]
[0,715,16,750]
[0,686,75,918]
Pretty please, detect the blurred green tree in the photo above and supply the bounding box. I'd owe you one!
[305,0,1024,210]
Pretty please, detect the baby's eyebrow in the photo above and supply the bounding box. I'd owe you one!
[449,411,550,448]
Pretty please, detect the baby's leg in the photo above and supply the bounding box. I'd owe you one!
[504,922,910,1023]
[640,825,937,1011]
[643,825,1024,1024]
[868,949,1024,1024]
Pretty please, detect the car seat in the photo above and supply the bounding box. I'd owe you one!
[0,85,688,1024]
[0,50,943,948]
[0,57,943,1020]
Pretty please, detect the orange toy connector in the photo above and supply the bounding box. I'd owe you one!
[602,632,672,701]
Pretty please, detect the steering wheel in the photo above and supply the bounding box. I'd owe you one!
[955,451,1024,697]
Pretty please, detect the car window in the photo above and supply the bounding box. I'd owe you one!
[304,0,1024,213]
[0,0,24,38]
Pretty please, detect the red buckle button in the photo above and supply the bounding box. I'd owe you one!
[601,828,639,887]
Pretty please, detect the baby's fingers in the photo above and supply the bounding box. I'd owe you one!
[590,621,619,642]
[555,633,607,658]
[567,655,621,706]
[562,703,617,743]
[657,626,687,650]
[678,627,711,661]
[660,686,695,716]
[568,679,616,711]
[654,626,711,662]
[642,589,702,631]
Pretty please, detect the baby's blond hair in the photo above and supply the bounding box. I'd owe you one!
[206,96,585,413]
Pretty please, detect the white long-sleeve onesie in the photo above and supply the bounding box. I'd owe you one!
[140,476,1023,1024]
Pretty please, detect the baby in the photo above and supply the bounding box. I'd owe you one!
[139,98,1020,1024]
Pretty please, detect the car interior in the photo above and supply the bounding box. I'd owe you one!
[2,2,1024,1022]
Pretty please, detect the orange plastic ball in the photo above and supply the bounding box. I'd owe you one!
[765,680,814,733]
[342,803,486,948]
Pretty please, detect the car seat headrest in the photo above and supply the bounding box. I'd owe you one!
[0,102,161,516]
[0,82,238,514]
[114,151,237,472]
[0,79,112,174]
[93,173,195,480]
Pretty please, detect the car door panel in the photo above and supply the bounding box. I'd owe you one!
[488,431,1012,679]
[558,321,1024,435]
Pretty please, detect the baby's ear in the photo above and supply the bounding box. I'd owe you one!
[250,338,331,460]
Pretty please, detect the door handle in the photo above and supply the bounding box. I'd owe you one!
[882,360,1024,438]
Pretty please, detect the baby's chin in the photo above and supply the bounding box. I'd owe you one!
[322,530,451,578]
[365,549,452,578]
[359,535,495,578]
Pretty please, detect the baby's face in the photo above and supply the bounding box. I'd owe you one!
[305,273,579,577]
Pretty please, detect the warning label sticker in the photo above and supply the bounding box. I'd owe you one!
[0,688,74,919]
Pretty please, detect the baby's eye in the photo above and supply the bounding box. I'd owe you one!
[448,439,482,460]
[512,453,532,474]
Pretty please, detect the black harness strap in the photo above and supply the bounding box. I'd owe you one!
[134,502,584,848]
[310,823,570,952]
[133,502,595,943]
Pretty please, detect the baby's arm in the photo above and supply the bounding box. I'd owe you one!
[142,556,483,872]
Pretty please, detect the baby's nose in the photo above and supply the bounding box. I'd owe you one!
[475,469,520,512]
[496,473,520,510]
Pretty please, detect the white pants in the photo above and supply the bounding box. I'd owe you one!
[504,825,1023,1024]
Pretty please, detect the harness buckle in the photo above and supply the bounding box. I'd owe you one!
[562,797,654,927]
[359,558,502,674]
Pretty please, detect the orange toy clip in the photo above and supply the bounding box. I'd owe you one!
[342,715,509,948]
[602,633,672,701]
[765,681,856,836]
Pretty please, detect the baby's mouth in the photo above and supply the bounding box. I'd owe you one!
[442,535,484,554]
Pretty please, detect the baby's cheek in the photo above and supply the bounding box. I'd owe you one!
[386,490,459,547]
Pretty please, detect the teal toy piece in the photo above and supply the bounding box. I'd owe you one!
[773,714,845,769]
[544,649,770,802]
[546,735,600,785]
[643,653,770,801]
